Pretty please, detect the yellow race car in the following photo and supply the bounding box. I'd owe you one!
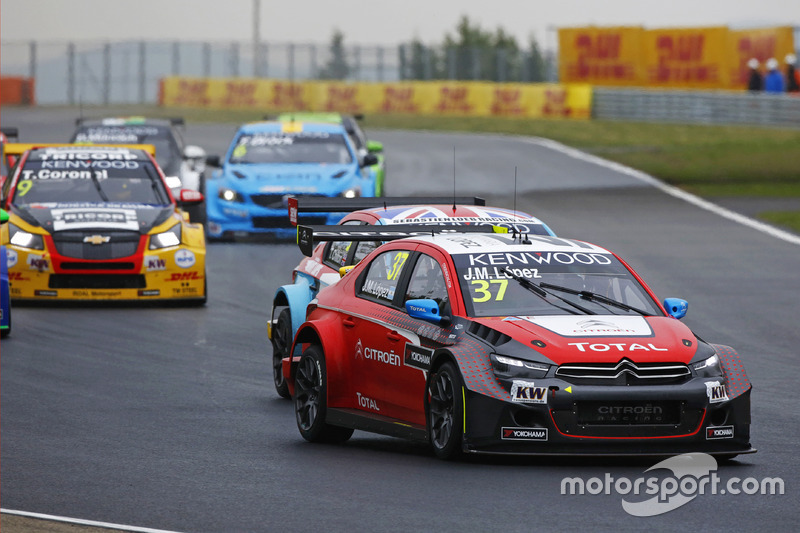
[0,144,207,304]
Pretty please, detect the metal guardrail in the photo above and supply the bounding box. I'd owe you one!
[593,88,800,129]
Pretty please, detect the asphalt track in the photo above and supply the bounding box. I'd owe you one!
[1,107,798,532]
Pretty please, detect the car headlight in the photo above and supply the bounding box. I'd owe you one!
[338,188,360,199]
[8,223,45,250]
[490,353,550,380]
[218,187,245,203]
[693,354,723,378]
[149,224,182,250]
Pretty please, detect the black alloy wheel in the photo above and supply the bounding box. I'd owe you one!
[271,308,292,399]
[427,361,464,460]
[294,345,353,443]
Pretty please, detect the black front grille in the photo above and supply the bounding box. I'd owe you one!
[251,194,326,208]
[49,274,146,289]
[555,359,690,386]
[576,400,682,425]
[252,215,328,229]
[52,231,141,260]
[60,262,136,271]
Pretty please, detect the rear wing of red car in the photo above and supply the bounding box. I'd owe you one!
[287,196,486,226]
[296,223,507,257]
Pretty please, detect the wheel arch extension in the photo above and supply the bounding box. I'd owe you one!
[272,280,315,339]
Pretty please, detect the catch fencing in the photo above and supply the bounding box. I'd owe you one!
[2,39,800,128]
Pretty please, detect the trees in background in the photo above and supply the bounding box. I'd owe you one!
[319,17,549,82]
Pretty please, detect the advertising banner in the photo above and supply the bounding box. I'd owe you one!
[159,77,591,120]
[642,26,730,88]
[559,26,645,86]
[728,26,796,89]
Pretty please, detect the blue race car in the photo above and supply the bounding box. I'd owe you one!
[205,121,378,240]
[1,208,10,337]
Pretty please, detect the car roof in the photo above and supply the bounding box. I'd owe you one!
[406,232,611,256]
[22,145,155,161]
[3,143,156,159]
[276,112,344,124]
[75,117,176,128]
[239,121,348,134]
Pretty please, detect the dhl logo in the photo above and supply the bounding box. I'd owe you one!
[575,33,622,60]
[542,89,572,117]
[167,272,202,282]
[381,87,418,113]
[222,81,258,107]
[271,83,306,109]
[491,88,524,116]
[734,35,778,83]
[570,32,635,81]
[174,80,210,106]
[656,34,706,63]
[436,86,472,113]
[324,86,361,113]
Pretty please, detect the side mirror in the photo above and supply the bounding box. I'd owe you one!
[361,153,379,167]
[164,176,183,190]
[206,155,221,168]
[367,140,383,153]
[663,298,688,320]
[178,189,204,205]
[339,265,355,278]
[406,298,448,325]
[184,145,206,159]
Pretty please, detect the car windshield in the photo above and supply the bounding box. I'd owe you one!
[452,249,662,317]
[72,125,181,175]
[228,132,353,165]
[12,148,170,205]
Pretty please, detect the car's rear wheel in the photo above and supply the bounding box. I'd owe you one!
[271,308,292,399]
[427,361,464,460]
[294,345,353,443]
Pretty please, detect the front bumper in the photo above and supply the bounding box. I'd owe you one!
[206,202,340,240]
[461,379,753,456]
[7,245,206,302]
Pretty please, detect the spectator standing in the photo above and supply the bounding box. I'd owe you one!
[747,58,762,91]
[785,54,800,93]
[764,58,785,93]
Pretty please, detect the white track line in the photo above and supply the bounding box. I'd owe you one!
[527,137,800,247]
[1,508,184,533]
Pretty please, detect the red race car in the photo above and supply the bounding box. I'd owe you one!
[283,225,754,459]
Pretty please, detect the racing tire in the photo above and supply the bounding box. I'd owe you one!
[427,360,464,460]
[271,308,292,399]
[294,345,353,443]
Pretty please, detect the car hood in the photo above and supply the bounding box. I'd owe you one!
[472,314,699,365]
[11,202,175,235]
[221,163,357,194]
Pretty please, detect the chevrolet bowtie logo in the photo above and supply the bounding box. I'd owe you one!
[83,235,111,245]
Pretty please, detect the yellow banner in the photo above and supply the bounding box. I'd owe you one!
[728,26,796,89]
[159,77,592,120]
[642,26,730,88]
[559,26,644,86]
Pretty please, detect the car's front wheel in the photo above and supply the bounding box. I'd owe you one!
[294,345,353,443]
[427,360,464,460]
[271,308,292,399]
